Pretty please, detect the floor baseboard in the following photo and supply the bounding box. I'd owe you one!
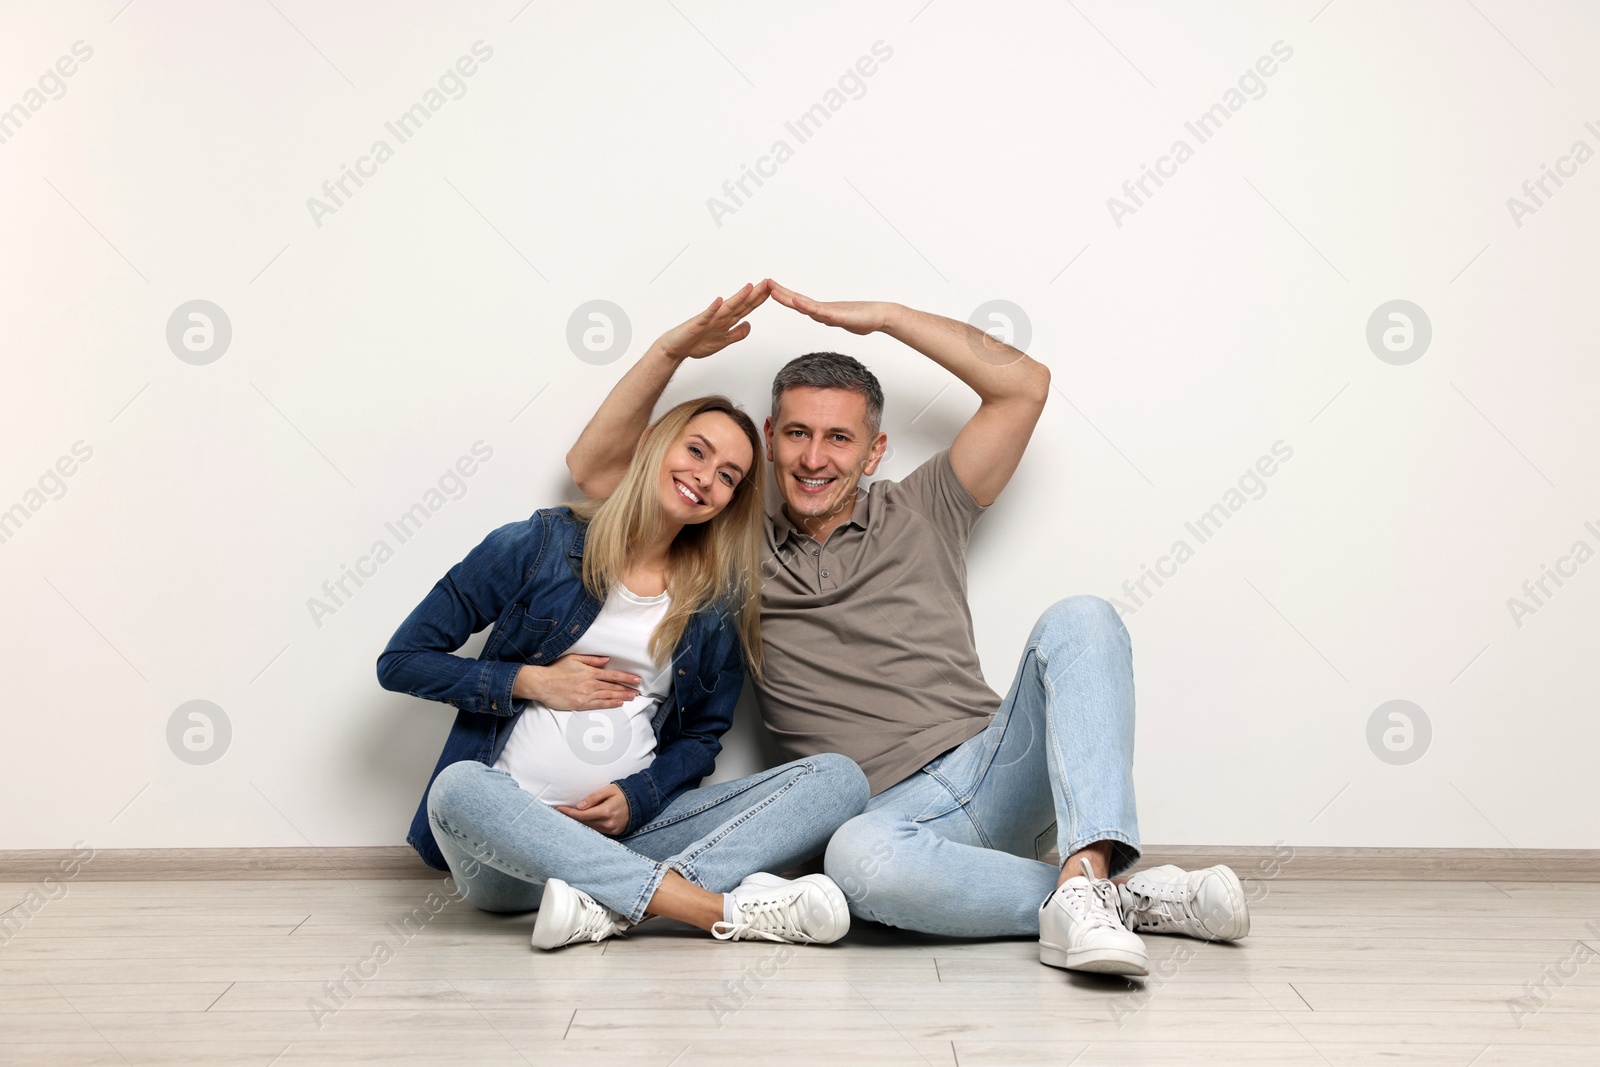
[1132,845,1600,882]
[0,846,435,881]
[3,845,1597,881]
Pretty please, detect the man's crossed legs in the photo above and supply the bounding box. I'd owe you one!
[824,595,1249,974]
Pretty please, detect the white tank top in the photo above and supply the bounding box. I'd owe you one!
[492,581,672,806]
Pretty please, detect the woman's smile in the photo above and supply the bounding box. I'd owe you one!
[672,477,706,506]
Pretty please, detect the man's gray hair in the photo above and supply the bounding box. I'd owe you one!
[770,352,884,434]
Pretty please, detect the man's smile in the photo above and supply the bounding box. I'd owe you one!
[792,473,836,495]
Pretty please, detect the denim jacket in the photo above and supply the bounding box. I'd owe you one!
[376,505,744,871]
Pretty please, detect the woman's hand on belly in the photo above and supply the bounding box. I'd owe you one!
[514,654,642,711]
[555,783,632,836]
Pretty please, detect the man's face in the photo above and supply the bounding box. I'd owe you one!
[764,386,887,533]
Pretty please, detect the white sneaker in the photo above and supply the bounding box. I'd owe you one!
[531,878,629,950]
[1039,857,1149,975]
[711,871,851,944]
[1119,864,1250,942]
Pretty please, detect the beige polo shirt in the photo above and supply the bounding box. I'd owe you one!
[755,448,1001,795]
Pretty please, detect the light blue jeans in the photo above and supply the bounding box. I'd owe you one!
[824,595,1140,937]
[427,753,868,924]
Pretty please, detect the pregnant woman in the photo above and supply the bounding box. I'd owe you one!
[378,289,867,949]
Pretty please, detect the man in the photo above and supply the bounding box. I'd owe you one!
[566,279,1248,975]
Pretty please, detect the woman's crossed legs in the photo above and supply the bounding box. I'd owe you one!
[427,753,868,943]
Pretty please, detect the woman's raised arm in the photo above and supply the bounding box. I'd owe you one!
[566,281,771,498]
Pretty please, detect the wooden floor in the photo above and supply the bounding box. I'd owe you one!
[5,876,1600,1065]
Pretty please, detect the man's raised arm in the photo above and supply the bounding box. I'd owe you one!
[767,281,1050,507]
[566,281,772,498]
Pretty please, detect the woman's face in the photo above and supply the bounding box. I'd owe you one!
[657,411,755,525]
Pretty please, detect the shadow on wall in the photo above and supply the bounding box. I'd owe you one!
[366,628,495,812]
[703,681,785,786]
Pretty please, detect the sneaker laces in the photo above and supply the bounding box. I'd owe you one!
[711,886,807,943]
[1122,881,1197,934]
[569,892,626,944]
[1055,857,1125,931]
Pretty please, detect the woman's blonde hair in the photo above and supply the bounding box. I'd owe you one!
[569,396,765,676]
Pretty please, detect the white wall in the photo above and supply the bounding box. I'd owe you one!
[2,0,1595,854]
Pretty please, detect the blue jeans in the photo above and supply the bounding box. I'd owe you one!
[427,753,868,924]
[824,595,1140,937]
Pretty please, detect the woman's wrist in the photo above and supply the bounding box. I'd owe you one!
[512,664,545,703]
[646,340,685,366]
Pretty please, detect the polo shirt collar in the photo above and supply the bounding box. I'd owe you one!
[771,487,870,544]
